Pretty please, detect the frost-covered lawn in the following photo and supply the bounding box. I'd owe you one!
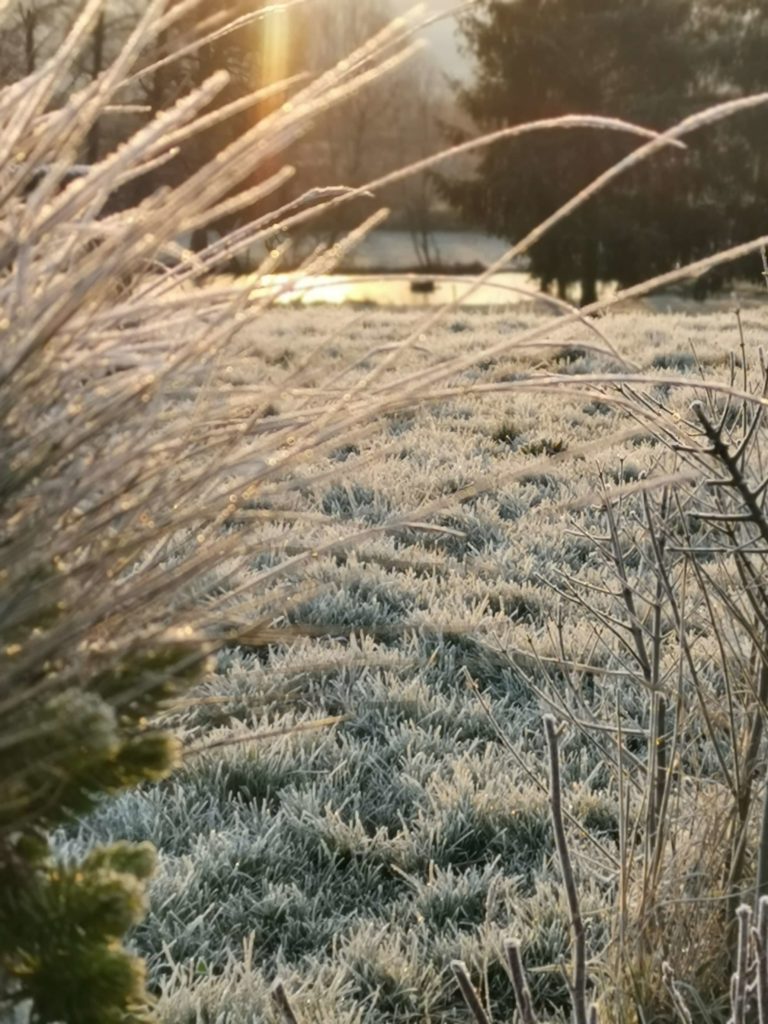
[62,305,767,1023]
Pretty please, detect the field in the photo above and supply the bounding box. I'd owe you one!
[7,5,768,1022]
[56,303,768,1024]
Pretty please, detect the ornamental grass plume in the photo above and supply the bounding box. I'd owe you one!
[0,2,425,1020]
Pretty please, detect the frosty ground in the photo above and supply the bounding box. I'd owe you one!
[58,304,768,1023]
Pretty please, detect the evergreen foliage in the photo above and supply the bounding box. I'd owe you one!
[0,634,204,1023]
[440,0,768,302]
[1,836,158,1024]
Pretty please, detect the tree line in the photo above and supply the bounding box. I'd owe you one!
[5,0,761,294]
[0,0,449,267]
[440,0,768,302]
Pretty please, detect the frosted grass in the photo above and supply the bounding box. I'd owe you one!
[56,304,768,1023]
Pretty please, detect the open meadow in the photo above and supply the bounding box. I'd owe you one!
[54,302,768,1023]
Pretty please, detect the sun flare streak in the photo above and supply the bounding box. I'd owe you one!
[259,7,292,90]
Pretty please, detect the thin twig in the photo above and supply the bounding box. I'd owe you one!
[731,905,752,1024]
[451,960,492,1024]
[662,962,694,1024]
[756,896,768,1024]
[504,940,539,1024]
[543,715,589,1024]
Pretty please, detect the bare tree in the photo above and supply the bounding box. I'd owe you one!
[286,0,449,260]
[391,57,449,268]
[287,2,403,237]
[0,0,71,83]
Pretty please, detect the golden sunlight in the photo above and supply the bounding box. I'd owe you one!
[258,6,293,90]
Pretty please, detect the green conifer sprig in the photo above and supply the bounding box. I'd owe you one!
[1,836,158,1024]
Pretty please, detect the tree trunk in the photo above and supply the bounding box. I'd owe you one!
[86,13,106,163]
[580,236,599,307]
[23,8,37,75]
[150,29,169,114]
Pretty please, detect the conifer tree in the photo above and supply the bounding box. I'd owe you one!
[440,0,707,303]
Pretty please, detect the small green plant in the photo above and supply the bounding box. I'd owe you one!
[492,419,520,446]
[1,836,159,1024]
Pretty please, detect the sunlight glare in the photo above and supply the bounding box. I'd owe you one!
[259,7,292,91]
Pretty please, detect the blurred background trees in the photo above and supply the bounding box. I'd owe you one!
[3,0,766,289]
[0,0,452,266]
[285,0,451,260]
[0,0,459,268]
[439,0,768,301]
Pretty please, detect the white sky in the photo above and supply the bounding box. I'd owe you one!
[389,0,470,79]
